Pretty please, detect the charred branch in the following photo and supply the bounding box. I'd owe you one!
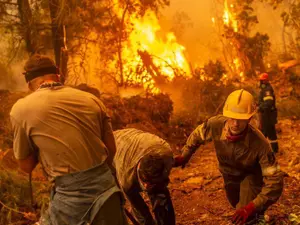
[17,0,35,53]
[49,0,65,67]
[137,50,168,85]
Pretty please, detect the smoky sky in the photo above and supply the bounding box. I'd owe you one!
[161,0,285,66]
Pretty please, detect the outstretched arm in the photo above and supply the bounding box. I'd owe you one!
[175,120,213,167]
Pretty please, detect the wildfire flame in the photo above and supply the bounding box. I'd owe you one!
[115,8,191,93]
[223,0,238,33]
[222,0,244,81]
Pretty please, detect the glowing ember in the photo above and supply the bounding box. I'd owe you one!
[212,17,216,24]
[233,57,244,80]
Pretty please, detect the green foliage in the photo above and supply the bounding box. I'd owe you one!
[235,1,258,34]
[0,166,50,224]
[170,76,236,124]
[242,32,271,76]
[102,93,173,130]
[262,0,300,56]
[0,168,30,224]
[203,60,227,81]
[222,0,271,77]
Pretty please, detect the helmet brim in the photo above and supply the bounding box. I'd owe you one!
[223,110,256,120]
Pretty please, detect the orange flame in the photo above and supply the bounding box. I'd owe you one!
[223,0,238,32]
[222,1,245,81]
[233,57,244,80]
[115,9,191,93]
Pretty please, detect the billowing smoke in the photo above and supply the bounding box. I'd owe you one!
[160,0,285,66]
[0,60,27,91]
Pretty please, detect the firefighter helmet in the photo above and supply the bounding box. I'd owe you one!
[223,89,256,120]
[259,73,269,81]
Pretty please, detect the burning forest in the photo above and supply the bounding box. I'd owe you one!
[0,0,300,225]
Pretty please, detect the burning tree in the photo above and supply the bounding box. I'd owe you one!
[0,0,192,93]
[280,1,300,58]
[213,0,271,80]
[45,0,192,93]
[112,0,192,93]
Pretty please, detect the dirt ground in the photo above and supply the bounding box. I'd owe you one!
[2,119,299,225]
[0,90,300,224]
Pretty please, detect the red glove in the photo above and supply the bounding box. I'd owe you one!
[173,155,186,168]
[232,202,256,225]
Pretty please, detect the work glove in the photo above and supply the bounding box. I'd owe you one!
[232,202,256,225]
[173,155,186,168]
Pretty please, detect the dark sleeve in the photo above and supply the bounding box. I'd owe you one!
[259,86,275,110]
[181,119,213,163]
[258,90,264,112]
[253,143,284,211]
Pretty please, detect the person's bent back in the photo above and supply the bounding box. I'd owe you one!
[114,128,175,225]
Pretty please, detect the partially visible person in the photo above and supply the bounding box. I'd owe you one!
[258,73,279,153]
[10,54,127,225]
[114,128,175,225]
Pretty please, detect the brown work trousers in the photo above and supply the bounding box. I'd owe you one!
[223,173,264,222]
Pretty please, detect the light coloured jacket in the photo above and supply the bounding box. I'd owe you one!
[113,128,173,192]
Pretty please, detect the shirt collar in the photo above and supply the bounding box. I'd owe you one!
[221,120,250,148]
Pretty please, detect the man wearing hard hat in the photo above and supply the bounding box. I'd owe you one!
[174,89,284,225]
[258,73,279,153]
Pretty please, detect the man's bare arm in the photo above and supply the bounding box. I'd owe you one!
[17,153,38,174]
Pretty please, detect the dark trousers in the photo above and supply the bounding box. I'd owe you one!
[223,174,265,224]
[261,112,278,153]
[125,187,175,225]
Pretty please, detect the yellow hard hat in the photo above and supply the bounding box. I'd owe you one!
[223,89,256,120]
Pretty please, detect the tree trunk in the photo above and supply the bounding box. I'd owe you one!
[117,4,129,86]
[48,0,64,67]
[17,0,35,53]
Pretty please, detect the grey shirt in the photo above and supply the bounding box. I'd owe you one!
[10,86,114,180]
[113,128,174,192]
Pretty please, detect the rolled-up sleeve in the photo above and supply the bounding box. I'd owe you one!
[252,144,284,211]
[10,116,33,160]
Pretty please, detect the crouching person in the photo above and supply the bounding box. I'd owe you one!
[174,89,284,225]
[113,128,176,225]
[10,54,127,225]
